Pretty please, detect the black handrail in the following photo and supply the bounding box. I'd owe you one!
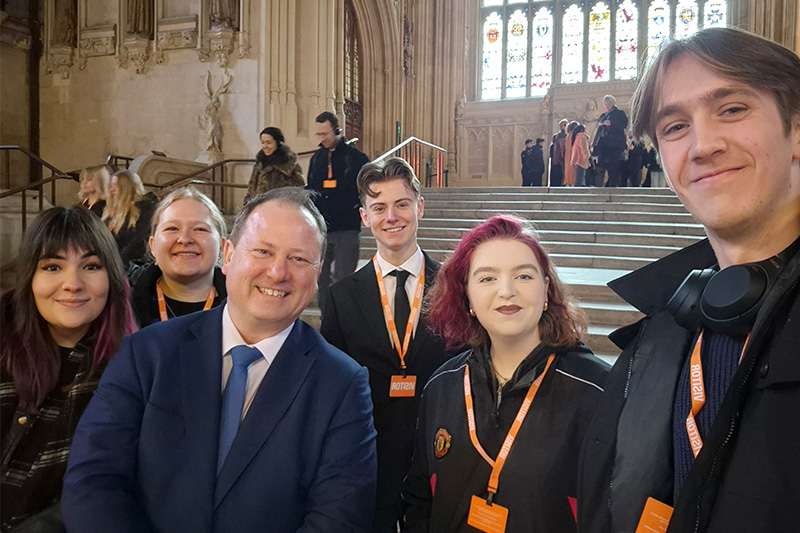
[1,145,67,176]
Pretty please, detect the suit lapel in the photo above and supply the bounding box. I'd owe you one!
[353,262,396,358]
[214,320,317,507]
[180,307,225,529]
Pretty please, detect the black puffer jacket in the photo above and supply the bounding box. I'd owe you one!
[128,262,227,328]
[403,342,609,532]
[578,238,800,533]
[244,145,305,204]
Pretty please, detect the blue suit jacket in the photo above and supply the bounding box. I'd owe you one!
[62,306,377,532]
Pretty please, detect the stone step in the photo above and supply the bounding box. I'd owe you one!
[579,300,643,327]
[428,200,689,214]
[422,208,696,224]
[362,237,679,259]
[423,186,677,196]
[417,218,706,236]
[367,228,702,248]
[359,245,655,270]
[424,193,684,205]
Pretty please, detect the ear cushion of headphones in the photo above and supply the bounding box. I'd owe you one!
[700,264,770,335]
[667,268,716,331]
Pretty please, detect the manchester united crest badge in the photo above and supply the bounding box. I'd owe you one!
[433,428,451,459]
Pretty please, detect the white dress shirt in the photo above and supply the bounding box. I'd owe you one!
[221,304,294,419]
[375,246,424,345]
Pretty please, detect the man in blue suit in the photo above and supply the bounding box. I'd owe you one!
[63,187,377,532]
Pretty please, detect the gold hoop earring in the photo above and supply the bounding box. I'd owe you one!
[469,308,475,317]
[543,302,548,311]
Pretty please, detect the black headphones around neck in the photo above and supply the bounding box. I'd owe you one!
[667,241,799,335]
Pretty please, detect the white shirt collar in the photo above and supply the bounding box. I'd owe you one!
[375,246,424,277]
[221,304,294,364]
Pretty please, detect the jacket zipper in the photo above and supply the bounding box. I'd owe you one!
[692,277,800,532]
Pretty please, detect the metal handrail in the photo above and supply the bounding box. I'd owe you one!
[372,137,448,188]
[1,145,67,176]
[0,174,73,200]
[373,137,446,162]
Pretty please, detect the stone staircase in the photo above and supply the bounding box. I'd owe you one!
[353,186,705,363]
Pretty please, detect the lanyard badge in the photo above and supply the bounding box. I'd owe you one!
[373,255,425,397]
[156,277,216,322]
[464,353,555,532]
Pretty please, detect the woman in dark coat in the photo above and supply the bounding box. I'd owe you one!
[402,215,609,532]
[1,206,136,531]
[244,126,304,204]
[103,169,155,267]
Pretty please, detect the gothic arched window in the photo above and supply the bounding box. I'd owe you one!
[479,0,728,100]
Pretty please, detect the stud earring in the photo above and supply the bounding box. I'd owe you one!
[543,302,548,311]
[469,308,475,317]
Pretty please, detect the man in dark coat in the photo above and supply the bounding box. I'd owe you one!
[578,27,800,533]
[321,158,457,532]
[550,120,568,187]
[306,111,370,312]
[593,94,628,187]
[521,138,545,186]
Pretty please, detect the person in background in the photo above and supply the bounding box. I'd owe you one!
[550,119,568,187]
[1,206,136,531]
[306,111,370,312]
[77,165,111,218]
[129,187,227,328]
[520,139,536,186]
[625,136,647,187]
[563,121,578,186]
[594,94,629,187]
[103,169,155,267]
[244,126,304,204]
[403,215,609,532]
[645,144,665,187]
[571,124,591,187]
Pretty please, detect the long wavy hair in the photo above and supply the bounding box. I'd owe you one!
[77,165,111,202]
[426,214,587,349]
[1,206,137,413]
[103,169,145,234]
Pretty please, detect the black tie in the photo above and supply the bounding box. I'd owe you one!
[391,270,411,341]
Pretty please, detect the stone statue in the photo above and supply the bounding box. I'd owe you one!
[197,71,233,163]
[127,0,154,37]
[210,0,238,29]
[53,0,77,46]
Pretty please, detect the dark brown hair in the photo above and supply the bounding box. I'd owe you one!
[631,27,800,149]
[357,157,421,205]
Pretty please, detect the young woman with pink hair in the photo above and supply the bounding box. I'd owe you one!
[402,214,609,532]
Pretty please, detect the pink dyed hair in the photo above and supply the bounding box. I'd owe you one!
[426,214,587,349]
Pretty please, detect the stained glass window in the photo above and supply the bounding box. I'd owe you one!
[506,9,528,98]
[476,0,727,101]
[647,0,670,64]
[675,0,699,40]
[561,4,584,84]
[530,7,553,96]
[481,11,504,100]
[588,2,610,82]
[615,0,638,80]
[704,0,726,27]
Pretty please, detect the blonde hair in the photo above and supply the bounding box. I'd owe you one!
[77,165,111,201]
[151,187,227,239]
[104,170,145,234]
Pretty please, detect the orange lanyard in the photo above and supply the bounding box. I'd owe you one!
[156,277,216,322]
[464,353,555,498]
[372,255,425,373]
[685,330,749,458]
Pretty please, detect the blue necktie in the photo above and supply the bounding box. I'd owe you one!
[218,345,263,472]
